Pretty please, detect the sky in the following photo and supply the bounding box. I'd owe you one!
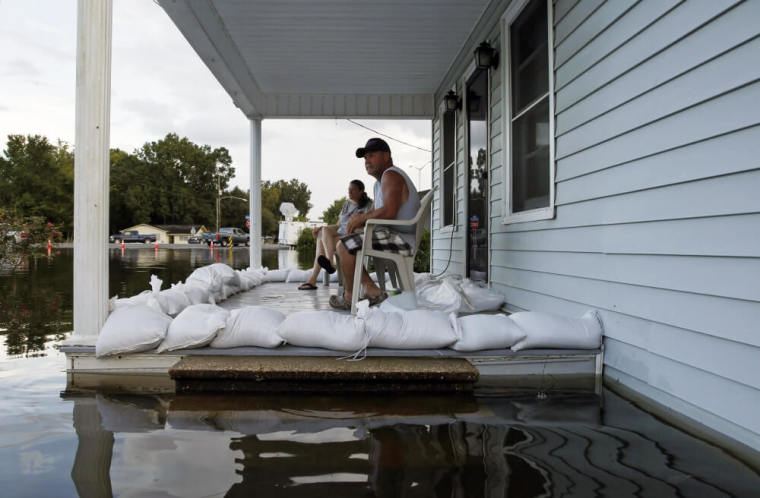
[0,0,433,220]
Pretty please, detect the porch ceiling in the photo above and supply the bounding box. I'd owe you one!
[158,0,491,118]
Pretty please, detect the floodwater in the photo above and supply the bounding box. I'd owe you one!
[0,248,759,497]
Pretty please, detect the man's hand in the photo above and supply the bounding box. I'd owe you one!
[345,212,367,234]
[312,227,322,237]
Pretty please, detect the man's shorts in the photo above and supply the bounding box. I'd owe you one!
[340,228,413,256]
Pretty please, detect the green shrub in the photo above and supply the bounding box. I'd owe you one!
[295,227,316,256]
[414,229,430,273]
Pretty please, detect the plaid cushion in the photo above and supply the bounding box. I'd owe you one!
[340,228,412,256]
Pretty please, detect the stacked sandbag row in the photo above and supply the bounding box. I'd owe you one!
[96,300,603,358]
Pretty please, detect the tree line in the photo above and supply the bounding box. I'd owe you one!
[0,133,316,239]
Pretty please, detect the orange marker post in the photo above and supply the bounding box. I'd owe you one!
[120,240,125,250]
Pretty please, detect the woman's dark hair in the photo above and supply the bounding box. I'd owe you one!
[350,179,371,208]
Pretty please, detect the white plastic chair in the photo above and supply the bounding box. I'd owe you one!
[350,188,434,314]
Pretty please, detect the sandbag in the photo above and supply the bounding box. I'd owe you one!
[510,310,603,351]
[158,286,191,316]
[157,304,230,353]
[378,291,418,313]
[211,306,286,348]
[363,307,456,349]
[186,266,224,301]
[459,280,504,313]
[262,268,291,282]
[285,268,324,283]
[415,277,462,313]
[209,263,240,287]
[111,290,163,313]
[277,311,365,352]
[183,281,211,305]
[449,313,525,352]
[96,305,172,357]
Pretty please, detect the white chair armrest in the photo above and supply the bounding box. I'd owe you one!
[365,218,415,227]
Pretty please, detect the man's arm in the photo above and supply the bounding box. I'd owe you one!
[345,171,405,234]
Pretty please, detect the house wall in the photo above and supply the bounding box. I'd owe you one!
[431,0,760,452]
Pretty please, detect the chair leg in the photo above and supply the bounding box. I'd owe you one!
[351,250,364,314]
[397,257,415,292]
[375,260,387,292]
[388,261,399,290]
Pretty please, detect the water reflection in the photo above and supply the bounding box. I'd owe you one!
[0,247,304,356]
[59,391,760,497]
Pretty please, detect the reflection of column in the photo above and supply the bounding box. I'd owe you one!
[71,397,114,498]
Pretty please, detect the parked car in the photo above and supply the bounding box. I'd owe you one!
[203,227,249,246]
[109,230,157,244]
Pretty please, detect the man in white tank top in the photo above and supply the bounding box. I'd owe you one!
[329,138,420,310]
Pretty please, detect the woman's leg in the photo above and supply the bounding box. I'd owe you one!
[321,227,339,263]
[305,234,326,285]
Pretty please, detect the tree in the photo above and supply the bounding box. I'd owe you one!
[258,178,312,238]
[262,179,312,217]
[321,197,346,225]
[219,186,249,229]
[0,135,73,237]
[109,133,234,231]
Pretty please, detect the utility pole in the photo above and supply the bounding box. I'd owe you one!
[216,176,221,232]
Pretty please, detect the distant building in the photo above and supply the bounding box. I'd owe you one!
[277,220,325,246]
[121,224,208,244]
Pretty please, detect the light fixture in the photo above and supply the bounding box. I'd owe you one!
[444,90,461,112]
[474,41,499,70]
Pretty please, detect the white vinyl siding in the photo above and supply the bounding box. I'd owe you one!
[432,0,760,452]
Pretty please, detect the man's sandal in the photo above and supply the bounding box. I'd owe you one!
[367,292,389,307]
[328,294,351,310]
[298,282,318,290]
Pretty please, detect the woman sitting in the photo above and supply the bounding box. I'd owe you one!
[298,179,372,290]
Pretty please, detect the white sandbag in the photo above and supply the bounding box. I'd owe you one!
[186,265,224,301]
[362,307,456,349]
[262,268,291,282]
[183,281,211,305]
[449,313,525,352]
[277,311,365,352]
[286,268,324,283]
[157,286,191,316]
[459,280,504,313]
[415,278,462,313]
[209,263,240,287]
[378,291,418,313]
[157,304,230,352]
[221,283,240,299]
[211,306,286,348]
[510,310,603,351]
[111,290,164,314]
[96,305,172,357]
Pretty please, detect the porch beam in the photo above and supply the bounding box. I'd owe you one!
[263,93,435,119]
[68,0,112,345]
[249,118,262,268]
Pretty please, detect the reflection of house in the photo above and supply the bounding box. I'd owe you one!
[277,221,325,246]
[121,224,207,244]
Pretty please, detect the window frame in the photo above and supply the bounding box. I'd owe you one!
[438,95,458,231]
[501,0,556,225]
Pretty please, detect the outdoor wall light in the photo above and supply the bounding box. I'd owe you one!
[444,90,461,112]
[474,41,499,70]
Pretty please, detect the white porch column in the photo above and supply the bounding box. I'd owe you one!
[249,118,262,268]
[69,0,112,345]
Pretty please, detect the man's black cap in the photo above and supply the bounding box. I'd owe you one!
[356,137,391,158]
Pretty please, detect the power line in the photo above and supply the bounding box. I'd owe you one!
[346,119,432,153]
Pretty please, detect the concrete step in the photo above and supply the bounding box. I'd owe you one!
[169,356,479,393]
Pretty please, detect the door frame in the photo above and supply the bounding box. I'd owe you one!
[462,58,492,283]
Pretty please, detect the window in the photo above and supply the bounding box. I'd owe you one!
[441,106,456,227]
[503,0,554,223]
